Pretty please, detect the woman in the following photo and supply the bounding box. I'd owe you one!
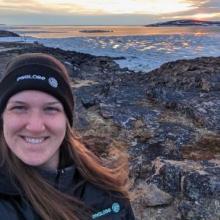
[0,53,135,220]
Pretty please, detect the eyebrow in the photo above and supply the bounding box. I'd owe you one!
[7,101,27,105]
[7,101,62,105]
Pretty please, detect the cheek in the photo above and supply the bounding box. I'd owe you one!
[2,115,25,149]
[48,116,67,137]
[58,121,67,138]
[3,115,21,135]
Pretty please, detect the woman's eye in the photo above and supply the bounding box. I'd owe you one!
[10,106,27,112]
[11,105,26,110]
[44,107,60,113]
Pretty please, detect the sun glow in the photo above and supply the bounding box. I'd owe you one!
[170,12,220,21]
[191,13,220,19]
[28,0,195,15]
[1,0,220,25]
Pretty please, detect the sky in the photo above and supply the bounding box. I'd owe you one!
[0,0,220,25]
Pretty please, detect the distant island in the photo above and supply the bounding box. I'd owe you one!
[145,19,220,27]
[79,29,113,33]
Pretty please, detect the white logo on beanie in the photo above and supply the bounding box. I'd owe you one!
[16,75,58,88]
[17,74,46,81]
[48,77,58,88]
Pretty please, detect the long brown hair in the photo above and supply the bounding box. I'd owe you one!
[0,121,128,220]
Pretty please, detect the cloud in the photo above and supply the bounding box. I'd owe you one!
[185,0,220,11]
[161,0,220,20]
[64,0,196,14]
[0,0,86,14]
[0,0,42,12]
[0,0,219,25]
[0,0,197,15]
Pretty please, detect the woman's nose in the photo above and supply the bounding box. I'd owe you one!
[25,111,46,133]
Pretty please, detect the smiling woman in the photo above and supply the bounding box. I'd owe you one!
[3,90,67,170]
[0,53,135,220]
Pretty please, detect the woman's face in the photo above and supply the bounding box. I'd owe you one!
[2,90,67,170]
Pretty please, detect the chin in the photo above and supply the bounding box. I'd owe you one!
[20,157,46,167]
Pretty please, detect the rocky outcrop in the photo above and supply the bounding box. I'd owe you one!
[0,30,20,37]
[145,19,220,27]
[0,42,219,220]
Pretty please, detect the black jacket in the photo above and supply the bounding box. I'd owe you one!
[0,165,135,220]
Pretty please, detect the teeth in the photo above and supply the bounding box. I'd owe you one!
[24,137,45,144]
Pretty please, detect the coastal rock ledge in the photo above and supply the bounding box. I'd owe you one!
[0,42,220,220]
[0,30,20,37]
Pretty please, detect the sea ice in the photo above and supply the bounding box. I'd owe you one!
[0,33,220,73]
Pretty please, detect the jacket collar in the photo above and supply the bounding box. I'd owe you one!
[0,164,76,195]
[0,166,20,195]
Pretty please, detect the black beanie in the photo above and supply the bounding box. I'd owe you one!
[0,53,74,126]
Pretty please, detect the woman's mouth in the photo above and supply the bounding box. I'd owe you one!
[21,136,48,144]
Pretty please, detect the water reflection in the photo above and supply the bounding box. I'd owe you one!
[5,25,220,38]
[3,25,220,72]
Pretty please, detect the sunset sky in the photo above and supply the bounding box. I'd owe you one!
[0,0,220,25]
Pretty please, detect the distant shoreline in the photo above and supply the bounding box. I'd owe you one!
[145,19,220,27]
[0,30,20,37]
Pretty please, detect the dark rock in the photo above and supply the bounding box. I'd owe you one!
[145,19,220,27]
[148,158,183,196]
[145,57,220,132]
[179,199,220,220]
[76,84,102,108]
[148,158,220,196]
[144,158,220,219]
[0,42,220,220]
[183,171,220,200]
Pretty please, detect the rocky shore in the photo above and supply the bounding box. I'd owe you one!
[0,30,20,37]
[0,41,219,220]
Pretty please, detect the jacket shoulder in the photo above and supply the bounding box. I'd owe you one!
[82,182,135,220]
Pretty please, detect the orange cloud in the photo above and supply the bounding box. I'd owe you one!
[1,0,219,24]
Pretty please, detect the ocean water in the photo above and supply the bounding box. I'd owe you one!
[1,25,220,72]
